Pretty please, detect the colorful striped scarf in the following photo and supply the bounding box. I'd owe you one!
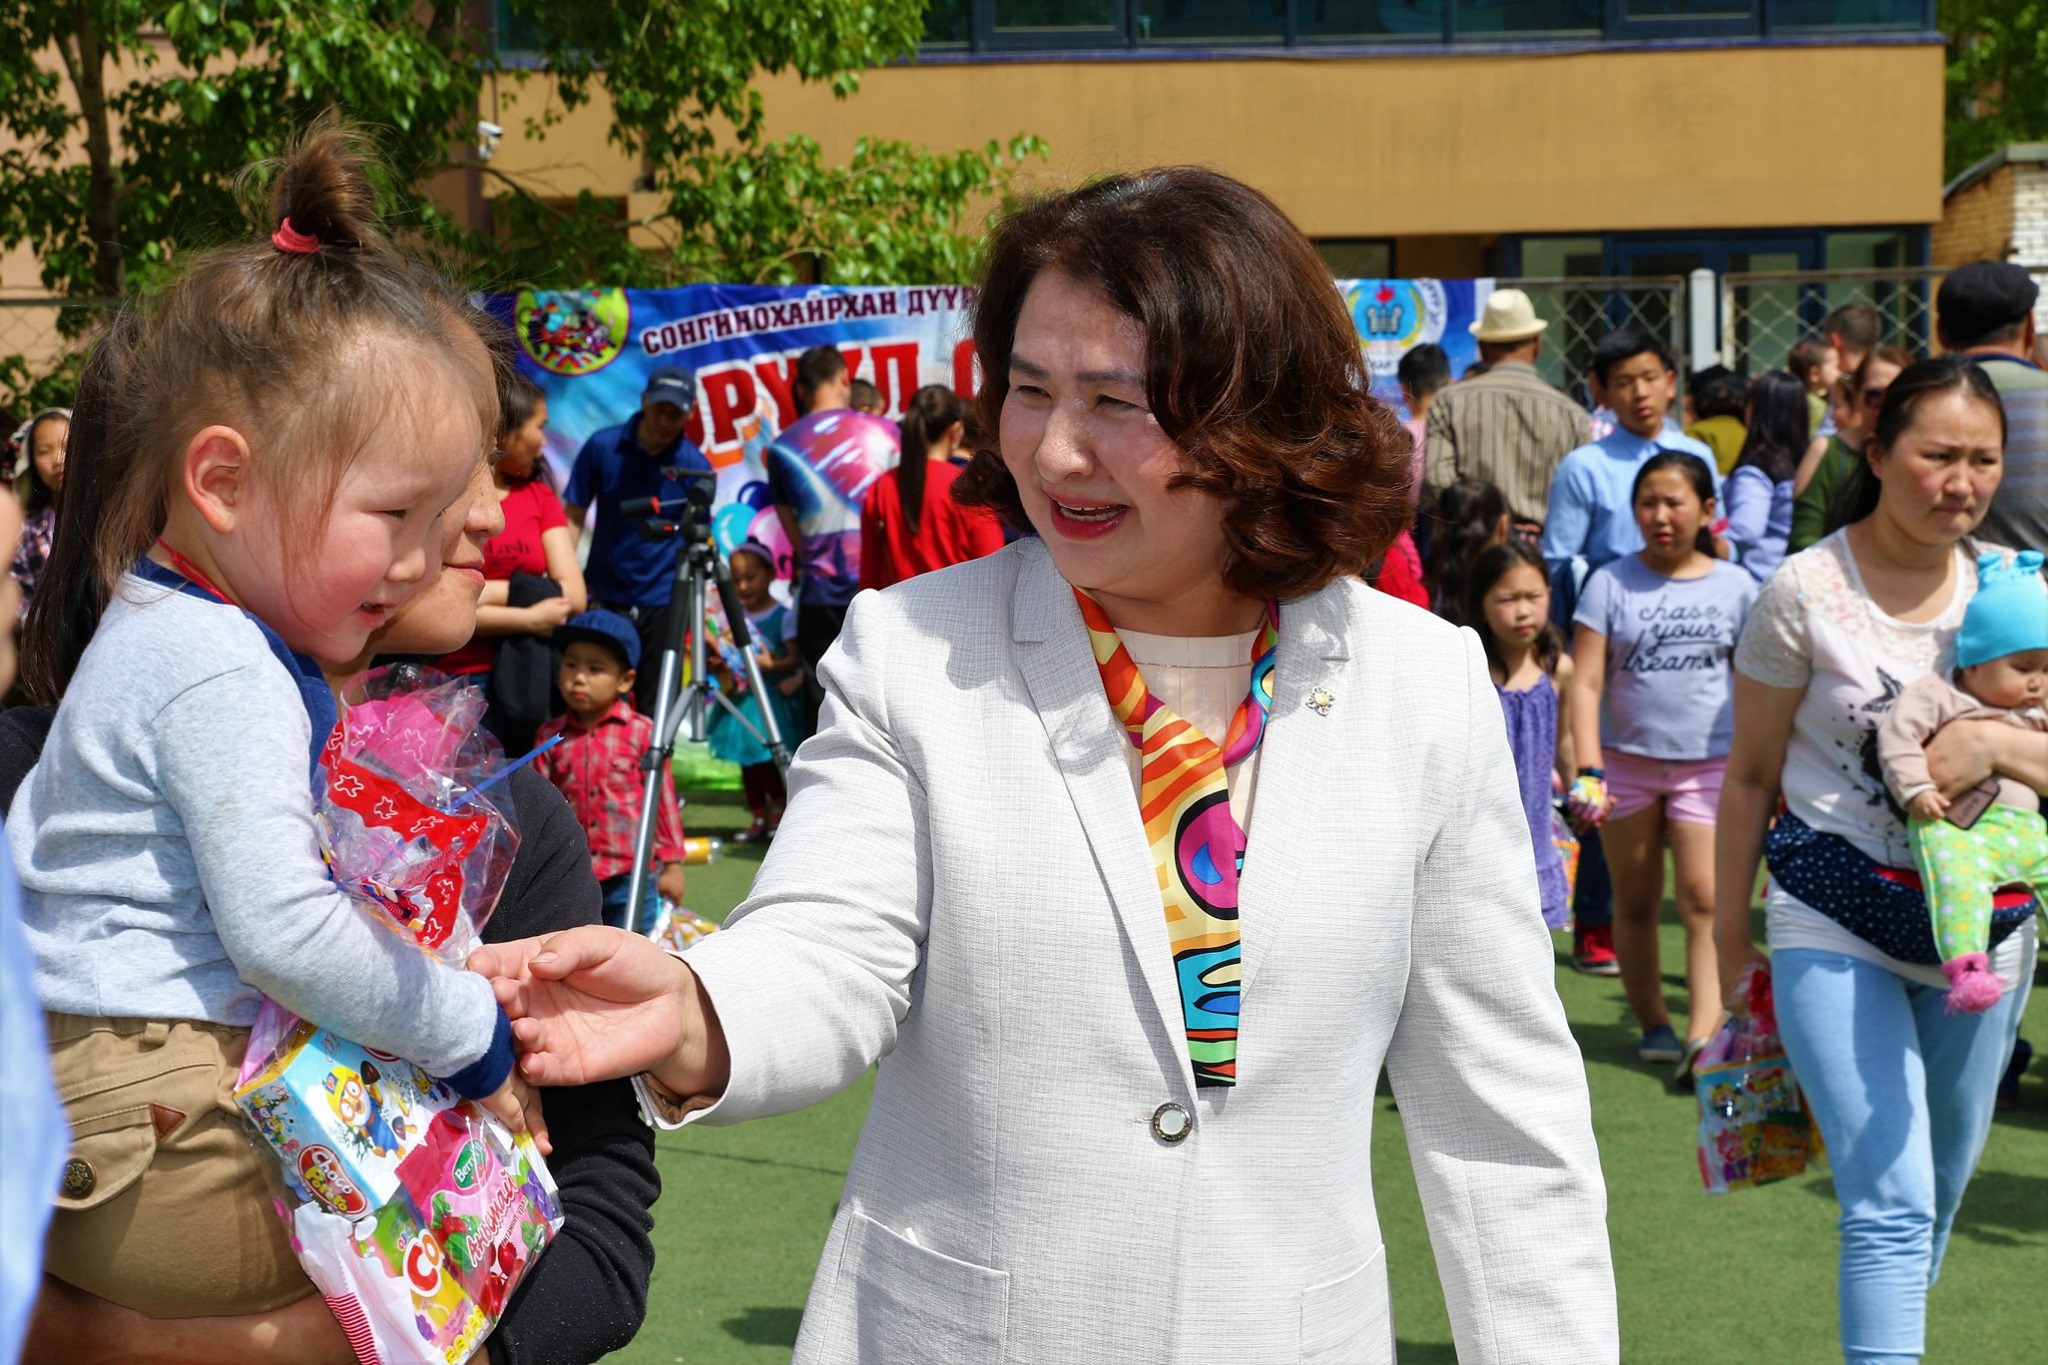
[1076,589,1279,1086]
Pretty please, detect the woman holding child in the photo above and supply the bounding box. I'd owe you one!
[475,168,1618,1362]
[8,127,656,1365]
[1716,355,2042,1365]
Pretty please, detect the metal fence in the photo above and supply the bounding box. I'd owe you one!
[1504,275,1689,403]
[1720,264,2048,376]
[0,296,113,418]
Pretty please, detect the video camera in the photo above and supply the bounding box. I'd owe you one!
[620,468,717,542]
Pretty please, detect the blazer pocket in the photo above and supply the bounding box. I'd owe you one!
[1300,1246,1393,1365]
[845,1211,1009,1365]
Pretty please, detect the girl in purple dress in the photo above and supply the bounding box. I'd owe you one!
[1466,539,1576,928]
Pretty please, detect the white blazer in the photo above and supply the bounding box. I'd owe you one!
[681,538,1617,1364]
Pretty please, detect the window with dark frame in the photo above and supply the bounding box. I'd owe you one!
[921,0,1931,52]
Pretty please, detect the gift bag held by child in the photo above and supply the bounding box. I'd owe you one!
[234,667,565,1364]
[1551,806,1581,906]
[1695,965,1822,1193]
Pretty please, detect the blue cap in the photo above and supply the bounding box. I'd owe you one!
[642,365,696,410]
[557,609,641,671]
[1958,551,2048,669]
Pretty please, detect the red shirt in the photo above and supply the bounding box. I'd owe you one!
[1372,528,1429,609]
[859,460,1006,590]
[534,698,687,880]
[438,477,568,675]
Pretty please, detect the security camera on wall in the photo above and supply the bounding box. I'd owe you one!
[477,120,504,163]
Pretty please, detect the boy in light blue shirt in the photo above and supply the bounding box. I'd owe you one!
[1542,327,1721,581]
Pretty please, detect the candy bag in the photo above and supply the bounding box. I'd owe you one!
[234,667,562,1363]
[1695,965,1822,1193]
[287,1121,562,1365]
[1551,805,1581,908]
[646,901,719,955]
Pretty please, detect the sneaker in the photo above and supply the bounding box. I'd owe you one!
[730,818,771,845]
[1639,1025,1683,1064]
[1573,923,1620,977]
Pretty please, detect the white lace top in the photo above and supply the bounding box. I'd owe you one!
[1734,530,2036,987]
[1734,531,1976,866]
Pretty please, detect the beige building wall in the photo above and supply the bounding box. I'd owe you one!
[731,42,1945,239]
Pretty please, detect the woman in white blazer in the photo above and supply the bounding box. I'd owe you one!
[476,168,1619,1363]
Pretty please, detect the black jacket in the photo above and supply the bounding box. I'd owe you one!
[0,709,659,1365]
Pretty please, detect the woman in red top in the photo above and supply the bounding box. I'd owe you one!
[860,385,1007,590]
[437,373,588,748]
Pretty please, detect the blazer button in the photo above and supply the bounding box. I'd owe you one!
[1151,1102,1193,1145]
[62,1157,95,1200]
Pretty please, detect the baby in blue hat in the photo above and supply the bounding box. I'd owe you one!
[1877,551,2048,1013]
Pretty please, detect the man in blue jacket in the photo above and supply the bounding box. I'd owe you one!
[565,366,714,713]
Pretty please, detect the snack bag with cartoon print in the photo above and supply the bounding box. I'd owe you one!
[1694,966,1823,1193]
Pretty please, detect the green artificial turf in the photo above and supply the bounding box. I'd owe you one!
[609,788,2048,1363]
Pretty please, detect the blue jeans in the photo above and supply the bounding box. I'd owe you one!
[1773,948,2030,1364]
[598,872,661,933]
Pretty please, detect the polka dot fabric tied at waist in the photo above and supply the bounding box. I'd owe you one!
[1077,588,1278,1087]
[1764,809,2034,966]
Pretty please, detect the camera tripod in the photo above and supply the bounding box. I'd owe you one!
[621,482,793,935]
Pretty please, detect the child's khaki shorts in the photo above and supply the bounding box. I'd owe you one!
[43,1012,311,1318]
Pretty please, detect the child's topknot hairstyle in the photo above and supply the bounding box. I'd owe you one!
[23,113,501,705]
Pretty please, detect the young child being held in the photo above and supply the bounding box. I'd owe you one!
[1568,450,1757,1080]
[535,610,689,929]
[10,124,527,1319]
[1878,550,2048,1012]
[1464,538,1576,929]
[706,541,801,842]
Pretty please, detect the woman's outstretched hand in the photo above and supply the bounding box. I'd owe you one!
[468,926,730,1098]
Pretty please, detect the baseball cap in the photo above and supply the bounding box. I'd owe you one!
[557,609,641,671]
[1936,262,2040,349]
[642,365,697,410]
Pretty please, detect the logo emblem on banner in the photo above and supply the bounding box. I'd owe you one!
[1349,279,1448,389]
[516,288,630,376]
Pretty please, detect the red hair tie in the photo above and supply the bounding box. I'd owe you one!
[271,218,320,255]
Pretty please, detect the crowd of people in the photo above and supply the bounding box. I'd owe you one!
[1401,269,2046,1360]
[0,120,2042,1365]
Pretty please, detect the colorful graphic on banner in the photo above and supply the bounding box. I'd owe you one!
[485,279,1485,579]
[1343,278,1485,400]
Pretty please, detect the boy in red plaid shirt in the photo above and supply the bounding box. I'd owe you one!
[535,610,689,929]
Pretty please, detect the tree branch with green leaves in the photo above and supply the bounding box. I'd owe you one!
[0,0,1042,410]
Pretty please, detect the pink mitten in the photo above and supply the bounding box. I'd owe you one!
[1941,953,2003,1015]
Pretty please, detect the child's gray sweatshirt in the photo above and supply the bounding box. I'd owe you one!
[10,573,499,1077]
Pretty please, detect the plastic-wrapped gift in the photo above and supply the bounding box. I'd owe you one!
[1551,806,1581,904]
[230,668,562,1363]
[1694,966,1822,1194]
[646,902,719,955]
[313,671,520,957]
[288,1122,563,1365]
[237,1024,457,1215]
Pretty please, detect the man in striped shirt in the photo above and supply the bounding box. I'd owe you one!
[1939,261,2047,554]
[1424,288,1591,532]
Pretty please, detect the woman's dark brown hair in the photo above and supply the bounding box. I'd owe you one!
[22,116,498,704]
[954,167,1410,600]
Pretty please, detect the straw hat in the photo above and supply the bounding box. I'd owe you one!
[1469,288,1548,343]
